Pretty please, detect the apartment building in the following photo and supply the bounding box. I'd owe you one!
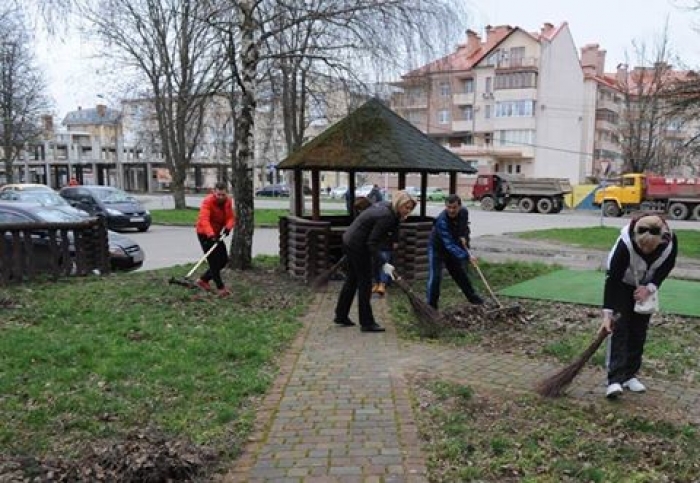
[581,43,700,178]
[392,22,588,185]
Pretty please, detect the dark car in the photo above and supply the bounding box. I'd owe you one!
[0,189,90,217]
[60,185,151,232]
[255,184,290,197]
[0,202,145,272]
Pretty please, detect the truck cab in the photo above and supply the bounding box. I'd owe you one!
[593,174,645,217]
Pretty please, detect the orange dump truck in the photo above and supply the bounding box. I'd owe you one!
[593,173,700,220]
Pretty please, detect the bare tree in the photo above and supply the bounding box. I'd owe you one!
[76,0,227,208]
[214,0,467,269]
[615,24,698,174]
[0,8,51,183]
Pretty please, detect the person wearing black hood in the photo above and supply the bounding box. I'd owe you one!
[333,190,417,332]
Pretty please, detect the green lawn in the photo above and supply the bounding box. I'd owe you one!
[517,226,700,259]
[0,257,309,478]
[150,208,347,226]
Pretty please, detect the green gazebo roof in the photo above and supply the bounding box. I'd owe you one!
[277,98,476,174]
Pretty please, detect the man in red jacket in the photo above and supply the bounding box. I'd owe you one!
[195,182,235,296]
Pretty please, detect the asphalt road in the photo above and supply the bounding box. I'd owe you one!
[130,194,699,272]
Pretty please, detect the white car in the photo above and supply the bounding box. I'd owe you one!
[330,186,348,199]
[355,184,374,197]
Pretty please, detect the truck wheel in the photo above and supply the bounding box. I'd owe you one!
[518,197,536,213]
[536,198,554,214]
[603,201,621,217]
[668,202,689,220]
[692,205,700,221]
[480,196,495,211]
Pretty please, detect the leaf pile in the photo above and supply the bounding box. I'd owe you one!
[0,430,217,482]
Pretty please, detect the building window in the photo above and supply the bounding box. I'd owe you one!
[495,72,537,90]
[437,109,450,124]
[497,130,535,147]
[485,77,492,93]
[494,100,535,117]
[510,47,525,66]
[439,81,451,97]
[463,78,474,93]
[461,105,473,121]
[465,159,478,170]
[515,164,521,173]
[484,105,491,119]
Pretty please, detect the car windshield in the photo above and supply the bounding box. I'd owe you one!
[1,191,70,207]
[93,188,135,203]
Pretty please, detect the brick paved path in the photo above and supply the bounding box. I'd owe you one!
[224,284,700,483]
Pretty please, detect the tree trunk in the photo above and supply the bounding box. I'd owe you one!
[229,0,257,270]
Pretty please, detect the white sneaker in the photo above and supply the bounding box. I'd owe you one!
[623,377,646,393]
[606,383,623,399]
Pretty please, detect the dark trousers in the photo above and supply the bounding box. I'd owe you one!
[605,287,651,384]
[426,245,477,309]
[197,233,228,289]
[335,245,375,327]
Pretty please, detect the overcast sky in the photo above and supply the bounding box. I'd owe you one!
[35,0,700,118]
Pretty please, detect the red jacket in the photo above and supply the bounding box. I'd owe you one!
[195,193,235,238]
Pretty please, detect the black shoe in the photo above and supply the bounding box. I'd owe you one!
[334,318,356,327]
[469,295,485,305]
[360,323,386,333]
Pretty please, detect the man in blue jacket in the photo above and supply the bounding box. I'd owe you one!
[426,194,484,309]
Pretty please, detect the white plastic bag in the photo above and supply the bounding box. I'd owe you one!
[634,291,659,314]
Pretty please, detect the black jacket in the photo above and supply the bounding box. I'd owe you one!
[343,201,400,271]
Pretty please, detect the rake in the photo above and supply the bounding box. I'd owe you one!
[470,260,522,317]
[168,233,226,289]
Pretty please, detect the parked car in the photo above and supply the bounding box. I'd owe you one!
[255,184,290,197]
[404,186,421,199]
[0,202,145,272]
[330,186,348,199]
[0,183,54,193]
[0,189,90,217]
[59,185,151,232]
[425,187,447,202]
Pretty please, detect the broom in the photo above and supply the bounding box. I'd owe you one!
[393,277,443,326]
[535,316,617,398]
[310,255,347,290]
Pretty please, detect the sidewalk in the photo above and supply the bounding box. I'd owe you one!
[223,283,700,482]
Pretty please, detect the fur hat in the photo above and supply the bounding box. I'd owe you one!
[392,190,417,213]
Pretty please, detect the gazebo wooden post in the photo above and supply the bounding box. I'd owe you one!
[293,169,303,216]
[311,170,320,220]
[347,171,356,216]
[419,172,428,217]
[398,172,406,190]
[449,172,457,197]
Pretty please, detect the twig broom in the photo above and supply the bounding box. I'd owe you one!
[393,277,443,331]
[535,317,617,398]
[310,255,347,290]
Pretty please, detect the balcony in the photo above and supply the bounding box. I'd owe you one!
[496,57,539,70]
[393,94,428,109]
[452,120,474,132]
[452,143,535,159]
[453,92,475,105]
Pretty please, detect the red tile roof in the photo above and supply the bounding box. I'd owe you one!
[401,22,568,78]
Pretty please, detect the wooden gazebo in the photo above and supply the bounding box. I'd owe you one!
[276,98,477,282]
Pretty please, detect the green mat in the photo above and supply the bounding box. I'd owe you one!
[499,269,700,317]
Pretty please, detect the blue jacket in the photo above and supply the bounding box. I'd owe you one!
[430,207,470,260]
